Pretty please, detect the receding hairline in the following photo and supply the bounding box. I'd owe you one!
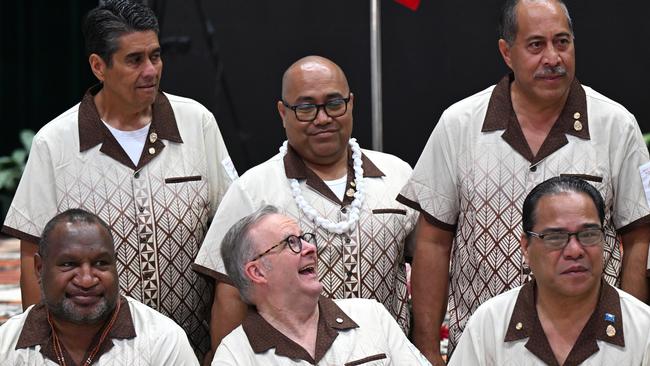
[281,55,349,99]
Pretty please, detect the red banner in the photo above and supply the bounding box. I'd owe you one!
[394,0,420,11]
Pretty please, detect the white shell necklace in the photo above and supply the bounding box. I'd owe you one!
[280,138,365,234]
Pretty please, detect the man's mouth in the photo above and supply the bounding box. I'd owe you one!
[67,292,102,305]
[561,265,588,275]
[298,264,317,276]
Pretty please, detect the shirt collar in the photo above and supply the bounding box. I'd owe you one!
[78,84,183,170]
[504,279,624,366]
[283,143,385,205]
[242,296,358,364]
[481,74,589,164]
[15,296,136,365]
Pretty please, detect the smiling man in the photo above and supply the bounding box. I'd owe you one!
[449,177,650,365]
[212,206,429,365]
[397,0,650,362]
[0,209,198,365]
[2,0,236,360]
[193,55,417,359]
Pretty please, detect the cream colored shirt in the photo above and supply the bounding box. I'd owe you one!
[213,298,431,365]
[450,281,650,366]
[0,296,199,365]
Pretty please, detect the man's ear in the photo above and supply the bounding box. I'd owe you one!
[498,39,513,70]
[89,53,107,82]
[348,92,354,112]
[278,100,288,128]
[244,262,267,285]
[34,253,43,284]
[519,234,530,265]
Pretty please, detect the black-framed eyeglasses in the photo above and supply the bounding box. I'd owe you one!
[250,233,317,262]
[282,96,351,122]
[526,228,604,250]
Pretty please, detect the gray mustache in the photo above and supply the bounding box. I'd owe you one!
[534,65,567,78]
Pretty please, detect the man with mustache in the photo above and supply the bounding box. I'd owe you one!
[0,209,198,365]
[450,176,650,365]
[211,205,429,365]
[397,0,650,363]
[193,55,418,361]
[2,0,236,360]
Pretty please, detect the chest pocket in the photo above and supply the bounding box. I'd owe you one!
[344,353,388,366]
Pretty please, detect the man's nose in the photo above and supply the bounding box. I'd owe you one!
[312,106,332,125]
[542,43,561,66]
[141,58,158,78]
[301,238,317,255]
[562,234,585,259]
[73,264,99,288]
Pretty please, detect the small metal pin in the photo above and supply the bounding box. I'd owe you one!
[573,120,583,131]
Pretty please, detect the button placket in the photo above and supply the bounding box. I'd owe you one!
[131,170,159,308]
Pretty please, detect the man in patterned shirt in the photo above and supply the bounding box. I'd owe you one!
[193,55,418,361]
[2,0,236,361]
[397,0,650,364]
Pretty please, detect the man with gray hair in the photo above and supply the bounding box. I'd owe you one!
[450,176,650,365]
[212,205,429,365]
[397,0,650,363]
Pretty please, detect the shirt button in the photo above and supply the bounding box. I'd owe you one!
[345,237,351,243]
[134,171,140,179]
[341,207,347,213]
[530,166,537,172]
[139,206,145,212]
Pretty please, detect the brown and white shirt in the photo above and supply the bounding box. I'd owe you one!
[193,145,418,333]
[213,297,431,365]
[398,75,650,351]
[0,296,198,365]
[2,85,236,357]
[449,281,650,365]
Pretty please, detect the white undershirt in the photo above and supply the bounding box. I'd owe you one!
[324,175,348,201]
[102,121,151,166]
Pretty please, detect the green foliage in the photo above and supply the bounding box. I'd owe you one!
[0,130,34,192]
[0,130,35,223]
[645,133,650,147]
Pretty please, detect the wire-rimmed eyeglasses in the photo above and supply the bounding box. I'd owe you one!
[250,233,317,262]
[526,228,604,250]
[282,96,351,122]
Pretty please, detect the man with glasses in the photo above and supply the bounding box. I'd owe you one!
[193,55,418,360]
[449,176,650,365]
[212,205,430,365]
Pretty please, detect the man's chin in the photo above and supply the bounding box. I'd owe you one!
[53,297,115,325]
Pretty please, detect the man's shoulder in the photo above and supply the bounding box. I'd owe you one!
[361,149,412,173]
[125,296,185,333]
[471,285,521,317]
[582,84,635,119]
[33,102,82,141]
[0,306,33,350]
[163,92,210,114]
[333,298,386,316]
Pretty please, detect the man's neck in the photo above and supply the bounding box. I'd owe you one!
[50,316,107,365]
[258,297,320,358]
[94,88,152,131]
[511,81,570,156]
[303,149,349,181]
[535,283,600,365]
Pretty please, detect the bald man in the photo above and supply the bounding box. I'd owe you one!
[193,55,418,360]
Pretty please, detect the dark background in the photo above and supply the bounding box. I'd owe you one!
[1,1,649,173]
